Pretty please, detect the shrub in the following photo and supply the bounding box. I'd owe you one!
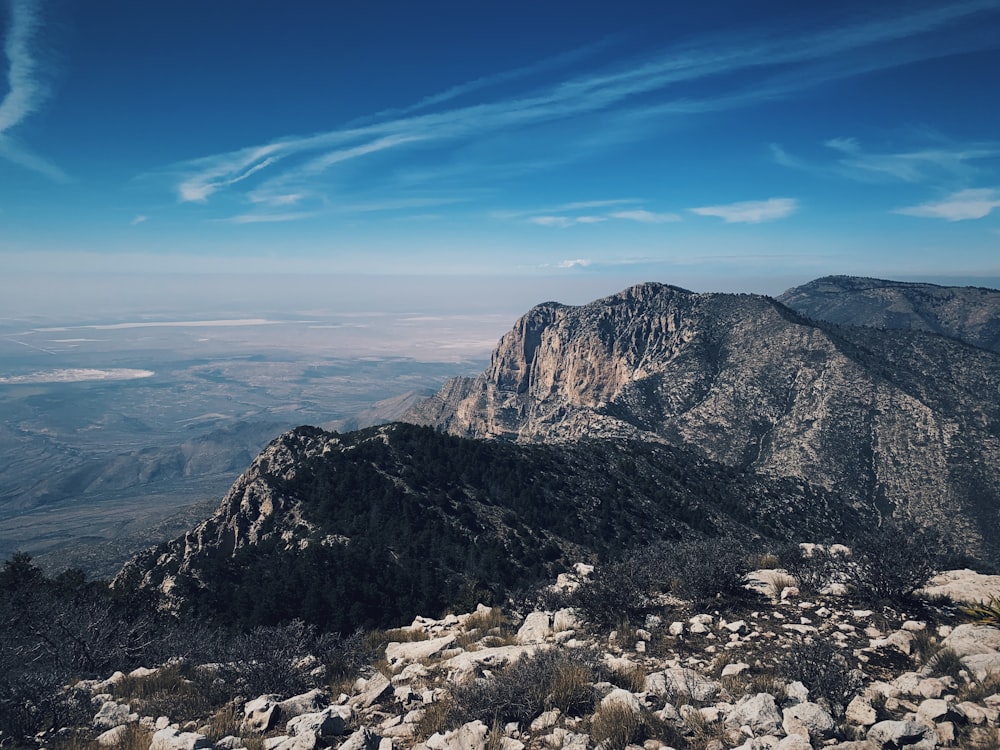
[849,521,942,603]
[588,702,642,750]
[926,648,967,681]
[960,595,1000,626]
[781,545,845,596]
[573,538,754,627]
[450,650,597,726]
[777,640,862,718]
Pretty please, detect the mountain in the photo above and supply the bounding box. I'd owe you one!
[777,275,1000,353]
[116,422,869,633]
[405,282,1000,564]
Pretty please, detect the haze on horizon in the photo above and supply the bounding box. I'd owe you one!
[1,0,999,325]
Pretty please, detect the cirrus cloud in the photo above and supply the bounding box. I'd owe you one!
[690,197,798,223]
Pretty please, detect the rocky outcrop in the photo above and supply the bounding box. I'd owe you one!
[777,275,1000,353]
[405,282,1000,562]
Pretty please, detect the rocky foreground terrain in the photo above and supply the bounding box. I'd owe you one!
[48,554,1000,750]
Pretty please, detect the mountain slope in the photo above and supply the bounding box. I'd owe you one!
[116,422,869,633]
[778,275,1000,353]
[404,282,1000,563]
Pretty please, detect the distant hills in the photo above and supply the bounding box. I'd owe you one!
[778,275,1000,353]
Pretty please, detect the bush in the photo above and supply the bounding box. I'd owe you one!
[573,538,754,627]
[777,640,862,718]
[450,650,597,726]
[849,521,942,603]
[781,544,845,596]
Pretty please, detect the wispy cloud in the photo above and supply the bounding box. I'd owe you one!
[224,211,320,224]
[773,136,1000,184]
[169,1,1000,217]
[0,0,66,180]
[530,215,607,228]
[557,258,593,268]
[895,188,1000,220]
[690,198,798,223]
[610,209,682,223]
[130,215,148,225]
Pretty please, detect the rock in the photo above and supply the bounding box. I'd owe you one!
[214,737,244,750]
[939,624,1000,680]
[845,696,877,726]
[93,701,138,730]
[646,668,720,702]
[775,735,812,750]
[722,662,750,677]
[279,689,328,718]
[517,612,552,644]
[148,728,212,750]
[957,701,987,725]
[96,725,131,746]
[337,728,382,750]
[916,698,966,725]
[443,644,546,682]
[386,635,457,669]
[870,630,915,656]
[426,720,489,750]
[243,695,282,732]
[785,682,809,705]
[868,720,938,750]
[939,624,1000,658]
[553,608,581,632]
[669,622,685,636]
[530,708,561,731]
[286,706,352,739]
[355,673,392,708]
[782,702,838,741]
[727,693,783,736]
[601,688,642,714]
[920,569,1000,604]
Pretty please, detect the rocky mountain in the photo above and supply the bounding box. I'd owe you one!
[777,276,1000,353]
[404,282,1000,565]
[116,422,870,634]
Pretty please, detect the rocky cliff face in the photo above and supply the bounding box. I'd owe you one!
[404,282,1000,563]
[778,276,1000,353]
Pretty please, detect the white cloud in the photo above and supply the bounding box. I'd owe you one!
[690,198,798,223]
[224,211,318,224]
[530,215,606,227]
[610,209,682,223]
[895,188,1000,221]
[557,259,592,268]
[530,216,572,227]
[130,215,148,225]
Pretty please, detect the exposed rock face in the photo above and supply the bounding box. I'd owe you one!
[778,275,1000,353]
[405,282,1000,562]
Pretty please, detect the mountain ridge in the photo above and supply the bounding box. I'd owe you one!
[404,281,1000,564]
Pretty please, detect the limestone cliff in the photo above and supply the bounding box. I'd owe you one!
[404,282,1000,562]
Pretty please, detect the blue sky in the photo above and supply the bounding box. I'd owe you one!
[2,0,1000,309]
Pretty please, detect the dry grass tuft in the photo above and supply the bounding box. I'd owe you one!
[588,703,643,750]
[413,697,453,741]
